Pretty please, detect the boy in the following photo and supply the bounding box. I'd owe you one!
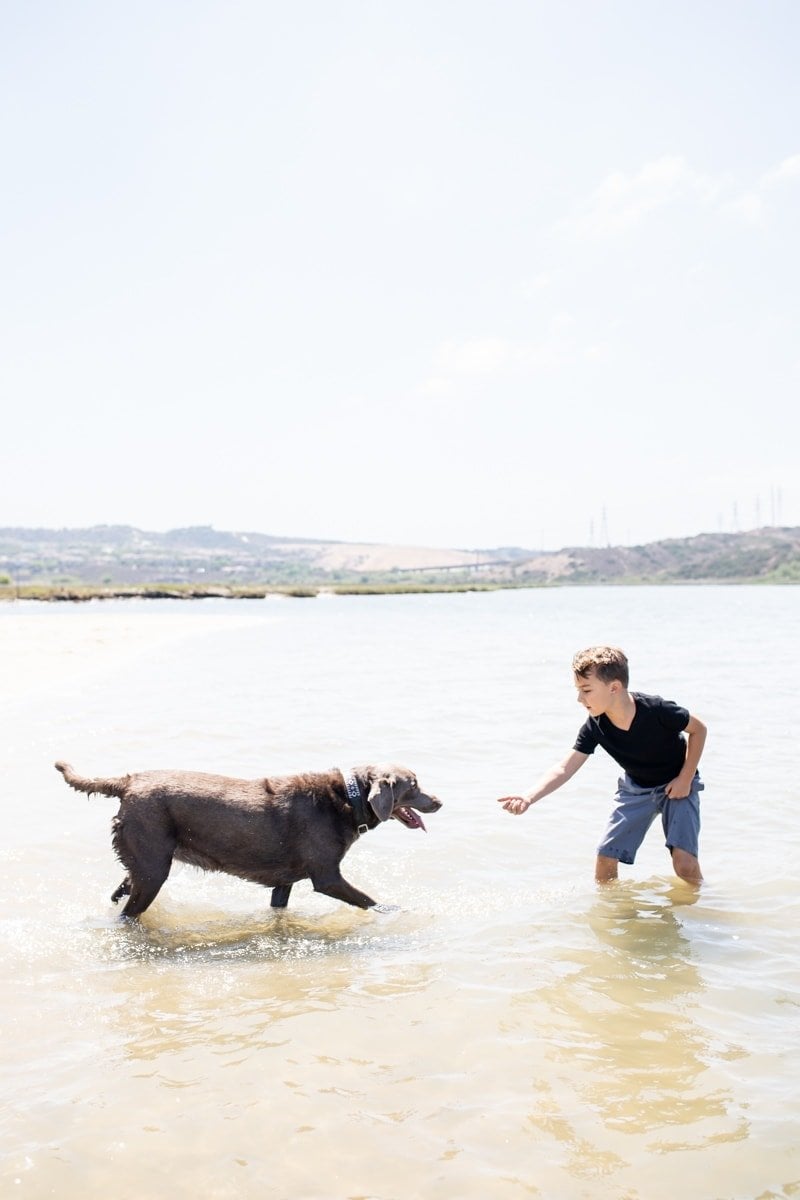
[497,646,706,884]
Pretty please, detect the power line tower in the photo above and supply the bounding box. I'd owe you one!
[599,506,609,547]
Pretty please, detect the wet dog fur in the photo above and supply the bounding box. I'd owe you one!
[55,760,441,920]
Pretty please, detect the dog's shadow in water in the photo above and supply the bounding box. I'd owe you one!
[87,900,436,1062]
[88,895,420,965]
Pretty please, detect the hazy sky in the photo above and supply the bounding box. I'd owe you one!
[2,1,798,550]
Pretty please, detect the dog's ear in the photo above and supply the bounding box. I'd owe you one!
[367,773,397,822]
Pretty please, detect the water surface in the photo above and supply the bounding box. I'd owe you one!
[2,587,798,1198]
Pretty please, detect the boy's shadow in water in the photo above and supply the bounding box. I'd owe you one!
[527,880,749,1151]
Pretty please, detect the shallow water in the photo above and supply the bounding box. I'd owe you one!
[1,587,798,1198]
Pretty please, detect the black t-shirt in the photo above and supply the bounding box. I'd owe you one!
[573,692,690,788]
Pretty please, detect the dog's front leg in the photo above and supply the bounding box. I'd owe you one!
[310,869,376,909]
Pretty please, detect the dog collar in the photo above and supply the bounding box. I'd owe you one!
[343,770,371,836]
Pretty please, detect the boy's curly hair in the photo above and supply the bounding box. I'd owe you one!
[572,645,629,687]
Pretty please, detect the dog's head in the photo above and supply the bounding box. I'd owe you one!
[357,765,442,830]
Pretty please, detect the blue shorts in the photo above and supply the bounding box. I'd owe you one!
[596,773,702,864]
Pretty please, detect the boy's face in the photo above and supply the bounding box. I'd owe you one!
[574,669,620,716]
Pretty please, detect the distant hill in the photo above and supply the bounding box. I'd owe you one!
[0,523,798,588]
[503,526,800,585]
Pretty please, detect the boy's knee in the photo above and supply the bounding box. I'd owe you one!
[671,848,703,884]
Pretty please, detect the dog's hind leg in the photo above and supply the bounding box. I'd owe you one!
[119,859,172,919]
[270,885,293,908]
[112,813,175,919]
[111,876,131,904]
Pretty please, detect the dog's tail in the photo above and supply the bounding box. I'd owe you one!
[54,760,130,799]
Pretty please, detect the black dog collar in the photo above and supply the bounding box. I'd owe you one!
[343,770,371,836]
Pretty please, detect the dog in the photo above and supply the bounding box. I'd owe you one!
[55,760,441,919]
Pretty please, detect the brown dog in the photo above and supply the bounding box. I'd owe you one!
[55,760,441,919]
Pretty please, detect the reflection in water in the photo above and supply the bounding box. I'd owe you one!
[95,904,433,1064]
[522,881,749,1168]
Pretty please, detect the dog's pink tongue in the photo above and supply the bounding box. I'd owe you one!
[395,807,426,831]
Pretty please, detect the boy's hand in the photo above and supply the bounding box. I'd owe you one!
[664,774,692,799]
[666,716,706,800]
[497,795,531,814]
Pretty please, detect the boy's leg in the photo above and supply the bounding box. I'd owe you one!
[595,854,619,883]
[662,777,703,885]
[595,776,659,883]
[671,848,703,884]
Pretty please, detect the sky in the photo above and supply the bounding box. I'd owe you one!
[2,0,798,551]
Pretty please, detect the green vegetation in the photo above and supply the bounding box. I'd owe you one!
[330,582,502,596]
[761,558,800,583]
[1,583,276,602]
[0,580,516,602]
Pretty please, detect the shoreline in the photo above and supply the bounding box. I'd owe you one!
[1,577,794,602]
[0,581,507,602]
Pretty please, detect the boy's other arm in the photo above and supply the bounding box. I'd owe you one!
[497,750,589,814]
[664,714,707,799]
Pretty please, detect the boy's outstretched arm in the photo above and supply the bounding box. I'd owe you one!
[497,750,589,814]
[664,714,707,799]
